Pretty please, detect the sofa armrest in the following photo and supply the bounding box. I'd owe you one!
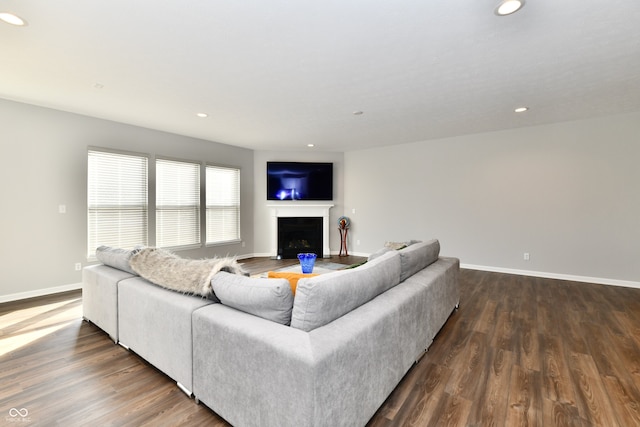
[192,304,315,427]
[82,264,135,342]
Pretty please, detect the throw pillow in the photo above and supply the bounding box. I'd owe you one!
[384,241,408,250]
[267,271,319,295]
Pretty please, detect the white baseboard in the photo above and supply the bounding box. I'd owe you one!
[461,264,640,289]
[250,252,273,258]
[0,282,83,304]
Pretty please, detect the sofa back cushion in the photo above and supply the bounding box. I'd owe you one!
[95,245,139,275]
[290,250,401,332]
[399,239,440,282]
[211,272,294,325]
[267,271,319,295]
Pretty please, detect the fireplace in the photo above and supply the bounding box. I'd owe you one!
[268,204,333,259]
[278,217,323,259]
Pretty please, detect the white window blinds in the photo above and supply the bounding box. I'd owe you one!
[206,165,240,244]
[87,150,148,257]
[156,158,201,248]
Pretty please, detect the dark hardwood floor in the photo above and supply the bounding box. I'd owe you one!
[1,259,639,426]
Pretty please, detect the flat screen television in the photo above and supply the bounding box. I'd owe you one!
[267,161,333,201]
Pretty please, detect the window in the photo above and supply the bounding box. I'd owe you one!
[87,150,148,257]
[88,149,241,254]
[206,165,240,244]
[156,158,200,248]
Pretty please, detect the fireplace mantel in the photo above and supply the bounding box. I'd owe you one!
[267,204,334,258]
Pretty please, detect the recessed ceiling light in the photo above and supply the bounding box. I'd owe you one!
[307,144,315,148]
[0,12,27,26]
[514,107,529,113]
[93,83,104,89]
[196,113,208,118]
[353,111,363,115]
[494,0,525,16]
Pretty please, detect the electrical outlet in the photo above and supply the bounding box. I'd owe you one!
[241,241,246,247]
[75,262,82,271]
[523,253,530,261]
[59,204,67,214]
[357,239,361,245]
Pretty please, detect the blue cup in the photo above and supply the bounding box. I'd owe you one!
[297,253,317,274]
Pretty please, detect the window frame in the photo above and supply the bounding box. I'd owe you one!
[205,164,241,246]
[87,148,149,259]
[155,156,202,250]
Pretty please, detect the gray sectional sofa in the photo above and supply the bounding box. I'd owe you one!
[82,239,459,427]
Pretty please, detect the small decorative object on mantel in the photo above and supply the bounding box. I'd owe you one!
[338,216,350,257]
[297,253,317,273]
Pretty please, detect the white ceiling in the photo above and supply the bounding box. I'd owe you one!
[1,0,639,152]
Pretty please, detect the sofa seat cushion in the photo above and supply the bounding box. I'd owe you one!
[212,272,294,325]
[267,271,319,295]
[290,250,401,332]
[399,239,440,282]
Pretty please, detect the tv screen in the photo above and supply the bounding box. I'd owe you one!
[267,162,333,201]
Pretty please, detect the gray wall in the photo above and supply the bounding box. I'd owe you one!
[0,98,254,301]
[252,150,345,257]
[2,96,638,301]
[344,111,640,286]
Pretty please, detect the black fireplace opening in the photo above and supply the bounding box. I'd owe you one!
[278,217,323,259]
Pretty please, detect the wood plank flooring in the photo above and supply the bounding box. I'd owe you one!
[1,260,639,426]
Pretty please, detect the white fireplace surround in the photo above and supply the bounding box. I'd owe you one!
[268,204,334,258]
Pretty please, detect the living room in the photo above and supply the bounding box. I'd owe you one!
[1,1,640,425]
[1,1,639,302]
[2,0,639,301]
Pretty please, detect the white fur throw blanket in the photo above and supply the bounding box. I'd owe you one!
[129,247,245,297]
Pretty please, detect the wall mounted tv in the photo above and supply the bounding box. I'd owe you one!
[267,161,333,201]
